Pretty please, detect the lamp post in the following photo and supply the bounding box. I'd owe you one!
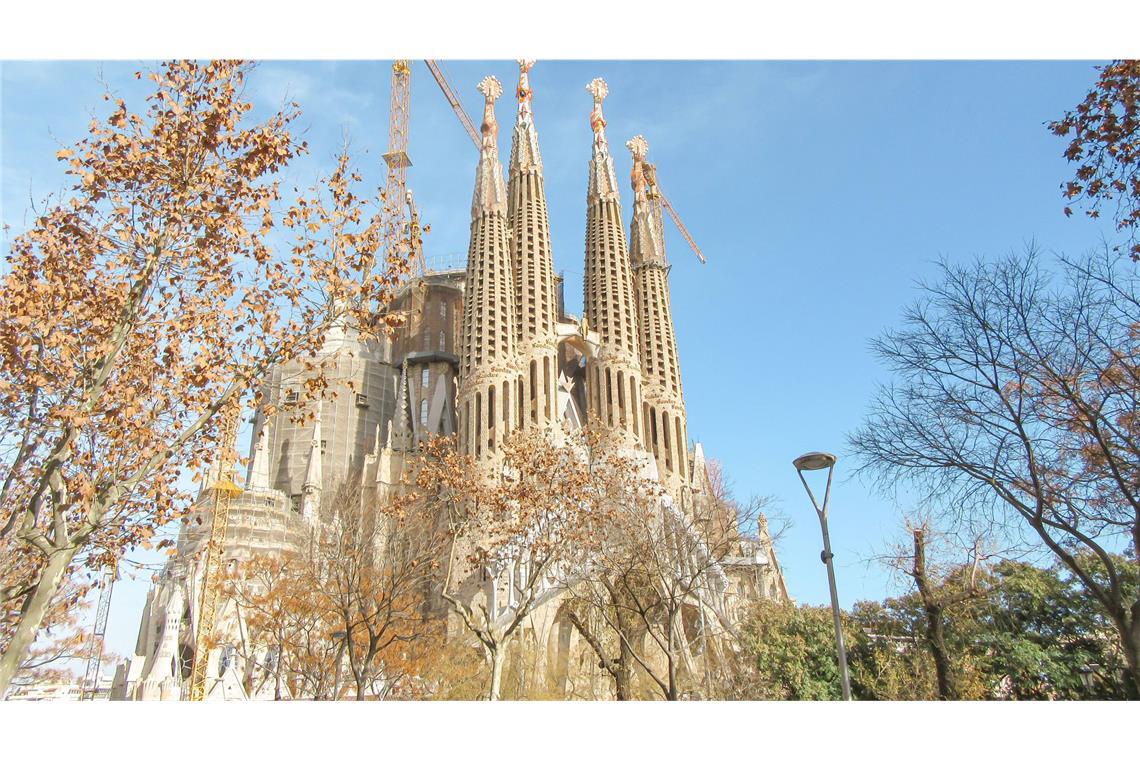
[793,450,851,701]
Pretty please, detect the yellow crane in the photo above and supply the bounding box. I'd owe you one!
[383,60,424,278]
[423,59,708,266]
[187,402,242,701]
[184,62,421,701]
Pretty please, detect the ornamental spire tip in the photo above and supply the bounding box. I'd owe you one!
[477,76,503,152]
[587,77,609,147]
[517,60,535,122]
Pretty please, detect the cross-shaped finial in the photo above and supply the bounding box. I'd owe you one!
[586,77,609,103]
[477,75,503,102]
[626,135,649,161]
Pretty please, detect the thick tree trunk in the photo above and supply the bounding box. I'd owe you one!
[488,646,505,701]
[615,628,633,701]
[0,544,78,693]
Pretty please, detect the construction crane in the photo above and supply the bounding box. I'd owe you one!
[80,560,117,699]
[187,403,243,702]
[382,60,423,279]
[425,60,480,150]
[424,60,708,266]
[657,192,707,265]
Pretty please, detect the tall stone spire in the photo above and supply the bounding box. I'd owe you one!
[389,358,413,451]
[510,59,542,174]
[586,78,621,203]
[583,78,643,445]
[628,135,687,484]
[246,421,270,492]
[301,407,322,524]
[508,60,559,433]
[458,75,519,459]
[471,75,508,219]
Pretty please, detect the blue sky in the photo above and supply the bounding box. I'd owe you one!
[0,60,1117,662]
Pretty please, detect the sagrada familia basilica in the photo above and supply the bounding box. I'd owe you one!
[112,62,787,700]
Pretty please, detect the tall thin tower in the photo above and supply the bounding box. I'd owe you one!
[582,78,643,445]
[507,60,559,434]
[628,136,688,485]
[457,76,517,459]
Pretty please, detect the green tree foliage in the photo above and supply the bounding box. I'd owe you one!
[734,552,1136,700]
[734,600,860,700]
[848,599,940,700]
[971,556,1136,699]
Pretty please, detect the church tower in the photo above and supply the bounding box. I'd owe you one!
[582,78,643,445]
[457,76,518,459]
[627,136,688,486]
[507,60,560,435]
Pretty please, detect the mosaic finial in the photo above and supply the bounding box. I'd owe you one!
[587,78,609,146]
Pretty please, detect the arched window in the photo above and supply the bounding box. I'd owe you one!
[439,330,446,351]
[420,399,429,427]
[421,367,430,388]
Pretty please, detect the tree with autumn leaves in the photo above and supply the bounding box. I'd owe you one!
[1051,60,1140,261]
[224,481,446,700]
[0,60,411,692]
[396,430,614,701]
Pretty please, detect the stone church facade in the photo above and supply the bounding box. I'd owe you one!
[113,63,786,701]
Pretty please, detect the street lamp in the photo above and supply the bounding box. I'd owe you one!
[793,450,852,701]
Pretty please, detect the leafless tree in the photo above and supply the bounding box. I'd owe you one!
[849,246,1140,694]
[569,460,770,701]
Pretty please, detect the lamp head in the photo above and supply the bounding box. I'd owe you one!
[794,451,838,472]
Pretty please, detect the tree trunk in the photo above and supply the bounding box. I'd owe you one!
[615,628,633,701]
[354,670,367,701]
[0,544,78,693]
[331,640,345,701]
[612,587,634,701]
[1119,608,1140,699]
[488,646,505,701]
[666,606,679,701]
[274,643,283,701]
[924,603,957,700]
[912,528,959,700]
